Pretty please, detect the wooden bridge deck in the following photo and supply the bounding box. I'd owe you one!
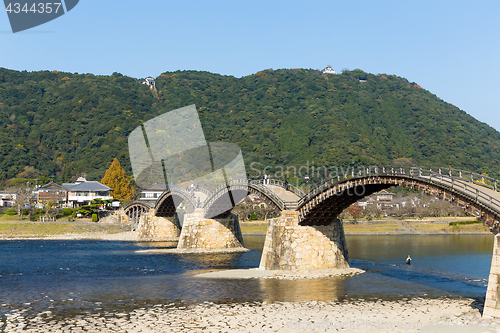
[264,185,301,202]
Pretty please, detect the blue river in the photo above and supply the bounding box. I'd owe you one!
[0,234,494,319]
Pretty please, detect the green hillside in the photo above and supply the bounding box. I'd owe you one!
[1,67,499,186]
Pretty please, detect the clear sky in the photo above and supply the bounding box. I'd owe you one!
[2,0,499,130]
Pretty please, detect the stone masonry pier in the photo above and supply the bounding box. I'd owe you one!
[136,211,181,241]
[484,234,500,318]
[177,209,246,252]
[259,210,350,270]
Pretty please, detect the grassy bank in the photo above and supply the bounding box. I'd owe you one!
[0,222,128,238]
[239,218,492,235]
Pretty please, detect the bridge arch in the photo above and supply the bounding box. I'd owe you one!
[298,169,500,233]
[123,201,153,229]
[203,182,285,218]
[154,189,198,217]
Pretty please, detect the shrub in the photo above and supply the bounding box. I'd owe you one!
[449,220,481,226]
[22,209,28,216]
[92,214,98,222]
[250,214,258,220]
[6,208,16,215]
[63,208,73,216]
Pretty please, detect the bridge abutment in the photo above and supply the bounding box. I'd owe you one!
[137,211,181,241]
[259,211,350,270]
[484,234,500,318]
[177,209,246,251]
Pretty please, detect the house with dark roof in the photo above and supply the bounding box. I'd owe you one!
[139,183,167,201]
[63,177,112,208]
[35,181,68,206]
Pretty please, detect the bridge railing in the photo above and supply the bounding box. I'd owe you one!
[203,179,286,211]
[159,185,202,208]
[297,165,500,215]
[421,170,500,214]
[248,183,286,211]
[250,178,306,197]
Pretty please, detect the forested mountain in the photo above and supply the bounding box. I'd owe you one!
[1,67,499,186]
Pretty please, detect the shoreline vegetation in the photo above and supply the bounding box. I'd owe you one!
[0,216,491,240]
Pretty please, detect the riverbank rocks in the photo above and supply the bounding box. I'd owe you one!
[136,211,181,241]
[177,209,245,251]
[1,298,485,333]
[259,210,349,270]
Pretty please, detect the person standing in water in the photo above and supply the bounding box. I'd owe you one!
[406,255,412,265]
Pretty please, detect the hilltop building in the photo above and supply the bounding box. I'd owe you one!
[141,77,156,90]
[322,65,336,75]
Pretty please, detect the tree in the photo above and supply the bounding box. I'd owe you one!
[101,158,133,200]
[346,204,363,222]
[43,201,54,221]
[76,198,113,218]
[12,183,34,220]
[17,166,41,179]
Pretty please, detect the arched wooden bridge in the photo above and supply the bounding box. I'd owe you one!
[124,166,500,234]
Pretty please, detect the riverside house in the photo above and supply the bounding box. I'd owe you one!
[63,177,112,208]
[0,191,15,207]
[139,183,167,202]
[36,181,68,207]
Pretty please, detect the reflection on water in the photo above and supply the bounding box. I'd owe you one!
[0,234,495,318]
[134,241,178,248]
[346,234,494,282]
[257,277,347,302]
[243,235,267,251]
[179,252,247,271]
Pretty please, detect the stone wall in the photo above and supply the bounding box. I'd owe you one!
[483,234,500,318]
[259,210,350,270]
[136,211,181,241]
[99,210,126,224]
[177,209,245,250]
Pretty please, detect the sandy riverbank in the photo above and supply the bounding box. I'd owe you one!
[2,297,494,332]
[195,267,364,280]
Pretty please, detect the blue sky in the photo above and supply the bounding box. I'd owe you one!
[2,0,499,130]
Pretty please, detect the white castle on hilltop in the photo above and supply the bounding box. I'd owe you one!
[322,65,336,75]
[141,76,156,90]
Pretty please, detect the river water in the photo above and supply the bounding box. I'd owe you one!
[0,234,494,320]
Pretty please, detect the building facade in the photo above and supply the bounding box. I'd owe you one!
[63,177,113,208]
[0,191,16,207]
[35,181,68,206]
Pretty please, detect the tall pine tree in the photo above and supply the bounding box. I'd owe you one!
[101,158,133,200]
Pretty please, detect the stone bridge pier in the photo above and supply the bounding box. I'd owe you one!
[259,211,350,270]
[484,234,500,318]
[136,211,181,241]
[177,209,246,251]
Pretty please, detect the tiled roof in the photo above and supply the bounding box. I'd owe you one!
[39,181,66,190]
[65,181,112,191]
[141,183,167,191]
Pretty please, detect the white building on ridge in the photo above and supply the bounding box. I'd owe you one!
[322,65,336,75]
[141,77,156,90]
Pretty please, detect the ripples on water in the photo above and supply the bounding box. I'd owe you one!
[0,234,494,319]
